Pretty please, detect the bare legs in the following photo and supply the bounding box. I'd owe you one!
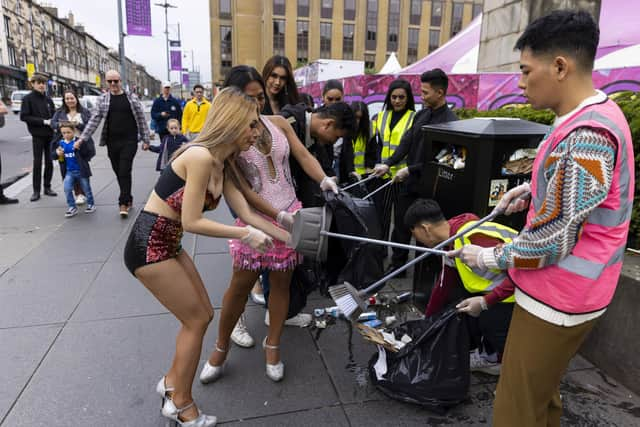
[135,251,213,421]
[209,268,293,366]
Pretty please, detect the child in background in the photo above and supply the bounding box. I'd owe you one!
[148,118,188,171]
[52,122,95,217]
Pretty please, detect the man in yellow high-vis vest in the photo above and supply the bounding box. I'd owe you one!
[405,198,516,376]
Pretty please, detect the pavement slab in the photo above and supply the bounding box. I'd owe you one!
[222,405,349,426]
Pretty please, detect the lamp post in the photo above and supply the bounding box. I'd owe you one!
[117,0,127,87]
[154,0,177,81]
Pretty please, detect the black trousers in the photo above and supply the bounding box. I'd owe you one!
[32,135,54,192]
[107,141,137,206]
[390,184,417,267]
[467,299,514,356]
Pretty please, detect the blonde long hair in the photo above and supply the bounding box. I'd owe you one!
[171,86,257,160]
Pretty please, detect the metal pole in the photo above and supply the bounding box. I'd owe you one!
[154,1,177,81]
[117,0,127,85]
[319,230,449,256]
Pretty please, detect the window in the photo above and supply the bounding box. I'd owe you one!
[3,16,10,38]
[428,29,440,53]
[273,19,285,56]
[321,0,333,19]
[431,1,442,27]
[343,24,354,60]
[472,3,482,18]
[451,2,464,37]
[364,53,375,70]
[220,25,232,59]
[344,0,356,21]
[8,45,17,66]
[320,22,332,58]
[387,0,400,52]
[366,0,377,51]
[407,28,419,64]
[297,20,309,63]
[410,0,422,25]
[273,0,285,16]
[298,0,309,17]
[219,0,231,18]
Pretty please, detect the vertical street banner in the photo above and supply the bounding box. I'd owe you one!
[182,73,190,88]
[171,51,182,71]
[126,0,152,36]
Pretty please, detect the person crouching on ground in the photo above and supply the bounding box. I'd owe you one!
[149,118,188,172]
[405,198,516,375]
[52,122,95,217]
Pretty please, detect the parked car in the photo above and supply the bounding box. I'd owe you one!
[52,97,63,109]
[80,95,100,111]
[10,90,30,114]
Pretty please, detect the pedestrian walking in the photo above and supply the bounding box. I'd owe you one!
[374,70,458,275]
[19,73,57,202]
[52,122,95,218]
[0,100,17,205]
[149,118,188,171]
[151,81,182,139]
[76,70,150,218]
[124,87,285,426]
[453,10,634,426]
[51,90,96,205]
[181,84,210,140]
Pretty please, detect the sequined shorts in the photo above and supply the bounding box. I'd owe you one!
[124,210,184,275]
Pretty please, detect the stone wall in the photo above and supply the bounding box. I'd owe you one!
[478,0,601,72]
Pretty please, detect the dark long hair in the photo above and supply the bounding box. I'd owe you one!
[382,79,415,112]
[61,90,83,114]
[350,101,370,141]
[261,55,299,113]
[223,65,266,93]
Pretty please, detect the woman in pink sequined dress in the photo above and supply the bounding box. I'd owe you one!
[200,66,338,383]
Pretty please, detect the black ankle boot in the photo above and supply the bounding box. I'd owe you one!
[30,192,41,202]
[44,187,57,196]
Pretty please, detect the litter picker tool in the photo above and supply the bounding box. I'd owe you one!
[341,174,377,192]
[362,179,394,200]
[328,193,531,322]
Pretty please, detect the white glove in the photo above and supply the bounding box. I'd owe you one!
[43,119,51,126]
[393,166,410,182]
[372,163,389,177]
[448,244,486,269]
[350,171,362,181]
[495,182,531,215]
[276,210,295,232]
[456,296,487,317]
[241,225,273,253]
[320,176,339,194]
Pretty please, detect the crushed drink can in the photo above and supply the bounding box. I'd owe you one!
[363,319,383,328]
[393,291,412,304]
[358,312,377,322]
[314,308,325,317]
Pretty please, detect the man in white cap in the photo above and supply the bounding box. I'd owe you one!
[151,81,183,140]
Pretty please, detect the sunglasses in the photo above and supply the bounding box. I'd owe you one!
[107,79,120,84]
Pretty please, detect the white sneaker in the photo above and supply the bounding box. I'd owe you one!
[75,194,87,205]
[469,349,501,376]
[265,311,312,328]
[250,291,266,305]
[230,314,254,348]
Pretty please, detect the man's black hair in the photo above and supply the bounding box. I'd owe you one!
[420,68,449,93]
[514,10,599,71]
[193,84,204,91]
[382,79,416,112]
[404,198,446,229]
[315,101,356,136]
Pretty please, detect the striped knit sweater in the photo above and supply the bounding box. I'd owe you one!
[485,126,617,271]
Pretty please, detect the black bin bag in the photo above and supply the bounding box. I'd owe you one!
[368,307,470,414]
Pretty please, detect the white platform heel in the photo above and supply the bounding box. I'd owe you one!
[199,345,227,384]
[262,337,284,382]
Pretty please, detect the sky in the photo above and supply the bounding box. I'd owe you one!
[39,0,211,83]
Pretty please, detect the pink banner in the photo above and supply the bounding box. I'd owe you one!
[299,67,640,112]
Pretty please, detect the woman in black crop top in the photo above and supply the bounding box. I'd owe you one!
[123,88,291,426]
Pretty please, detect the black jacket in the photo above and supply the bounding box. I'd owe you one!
[51,138,93,178]
[20,90,55,138]
[279,103,335,207]
[149,134,188,171]
[384,103,458,193]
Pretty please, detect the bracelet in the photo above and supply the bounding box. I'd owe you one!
[480,297,488,311]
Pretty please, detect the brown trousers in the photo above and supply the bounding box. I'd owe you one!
[493,303,596,427]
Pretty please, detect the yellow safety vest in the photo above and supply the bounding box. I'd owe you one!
[453,221,518,303]
[352,134,368,175]
[374,109,415,178]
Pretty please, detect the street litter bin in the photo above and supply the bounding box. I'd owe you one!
[412,117,549,312]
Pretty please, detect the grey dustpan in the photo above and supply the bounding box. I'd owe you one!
[290,207,333,262]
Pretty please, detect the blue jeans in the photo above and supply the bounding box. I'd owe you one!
[64,170,94,208]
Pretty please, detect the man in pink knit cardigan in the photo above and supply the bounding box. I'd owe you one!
[453,10,635,427]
